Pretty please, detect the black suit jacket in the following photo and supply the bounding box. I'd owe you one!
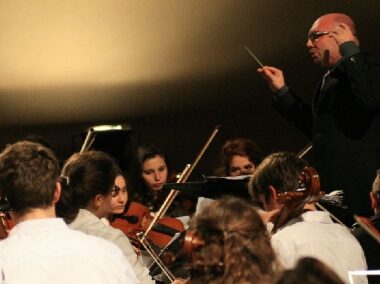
[273,47,380,215]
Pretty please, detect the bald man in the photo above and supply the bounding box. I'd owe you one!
[258,13,380,220]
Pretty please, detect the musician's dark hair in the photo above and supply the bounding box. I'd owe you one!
[130,143,171,200]
[187,197,279,284]
[0,141,60,215]
[56,150,120,222]
[214,137,262,176]
[248,152,308,202]
[274,257,345,284]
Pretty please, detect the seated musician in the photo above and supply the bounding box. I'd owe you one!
[56,150,154,284]
[129,143,192,218]
[194,137,263,214]
[249,152,368,284]
[214,137,263,177]
[101,169,128,225]
[0,141,138,283]
[352,169,380,283]
[184,196,280,284]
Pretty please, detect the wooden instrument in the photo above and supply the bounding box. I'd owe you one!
[271,167,324,233]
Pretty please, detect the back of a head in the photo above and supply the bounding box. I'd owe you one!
[0,141,59,214]
[56,150,120,221]
[275,257,345,284]
[189,197,277,283]
[249,152,308,201]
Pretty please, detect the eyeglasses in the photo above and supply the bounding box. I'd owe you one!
[111,185,122,197]
[308,31,330,42]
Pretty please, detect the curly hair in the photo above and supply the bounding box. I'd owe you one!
[188,197,278,284]
[215,138,262,176]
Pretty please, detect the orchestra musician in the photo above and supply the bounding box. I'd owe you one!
[258,13,380,218]
[0,141,138,283]
[352,169,380,284]
[249,152,368,284]
[102,170,128,225]
[214,137,263,177]
[56,150,154,284]
[129,143,191,217]
[182,197,280,284]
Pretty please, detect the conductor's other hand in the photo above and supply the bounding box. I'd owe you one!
[257,66,286,93]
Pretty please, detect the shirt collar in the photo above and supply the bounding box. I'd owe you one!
[301,210,333,224]
[9,218,67,236]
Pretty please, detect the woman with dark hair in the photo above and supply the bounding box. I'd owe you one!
[56,150,154,284]
[129,143,192,217]
[184,197,279,284]
[130,143,171,212]
[214,138,263,177]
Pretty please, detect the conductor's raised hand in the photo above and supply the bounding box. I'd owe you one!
[329,22,358,46]
[257,66,286,93]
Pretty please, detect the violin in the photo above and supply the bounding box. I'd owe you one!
[111,201,185,249]
[271,167,324,233]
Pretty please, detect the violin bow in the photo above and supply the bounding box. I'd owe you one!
[353,215,380,244]
[297,143,313,158]
[137,125,220,281]
[141,124,220,241]
[80,127,96,153]
[295,144,348,228]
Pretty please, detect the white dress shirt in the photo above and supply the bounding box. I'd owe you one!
[271,211,368,284]
[69,209,153,284]
[0,218,139,284]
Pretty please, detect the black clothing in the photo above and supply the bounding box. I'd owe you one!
[273,42,380,216]
[352,213,380,284]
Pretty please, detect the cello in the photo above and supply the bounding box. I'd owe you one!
[271,166,324,233]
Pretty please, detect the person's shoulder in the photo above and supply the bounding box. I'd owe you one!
[70,210,129,244]
[66,227,125,256]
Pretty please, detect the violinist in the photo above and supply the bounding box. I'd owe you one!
[102,170,128,225]
[130,143,190,217]
[214,137,262,177]
[249,152,367,284]
[0,141,138,283]
[56,150,155,284]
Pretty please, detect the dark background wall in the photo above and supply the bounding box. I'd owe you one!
[0,1,379,179]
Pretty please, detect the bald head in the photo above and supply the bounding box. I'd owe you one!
[318,13,357,35]
[307,13,359,67]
